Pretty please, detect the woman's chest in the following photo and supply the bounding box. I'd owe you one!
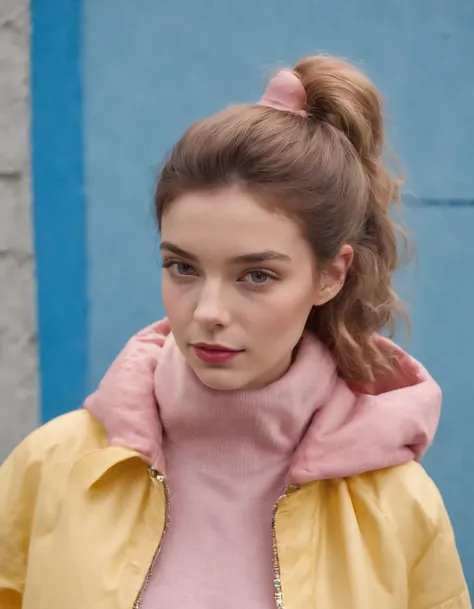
[23,469,408,609]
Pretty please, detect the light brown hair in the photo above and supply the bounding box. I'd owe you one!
[155,55,407,383]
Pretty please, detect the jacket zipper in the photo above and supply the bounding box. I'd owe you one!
[134,472,300,609]
[271,484,301,609]
[133,466,170,608]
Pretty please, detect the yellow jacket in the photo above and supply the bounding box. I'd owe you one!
[0,321,470,608]
[0,409,469,609]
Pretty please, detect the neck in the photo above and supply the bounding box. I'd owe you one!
[155,333,334,476]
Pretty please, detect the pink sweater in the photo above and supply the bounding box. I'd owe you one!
[85,319,441,609]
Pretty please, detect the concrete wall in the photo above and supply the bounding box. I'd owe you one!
[0,1,38,460]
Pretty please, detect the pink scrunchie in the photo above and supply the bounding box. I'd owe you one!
[259,70,307,117]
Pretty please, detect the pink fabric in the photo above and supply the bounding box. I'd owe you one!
[85,318,441,481]
[84,319,442,609]
[259,70,308,117]
[140,334,329,607]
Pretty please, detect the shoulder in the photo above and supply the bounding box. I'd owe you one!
[0,410,108,544]
[363,463,469,607]
[1,409,107,474]
[0,411,108,598]
[353,462,452,567]
[365,461,444,525]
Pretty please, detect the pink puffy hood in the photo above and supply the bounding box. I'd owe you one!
[85,318,442,483]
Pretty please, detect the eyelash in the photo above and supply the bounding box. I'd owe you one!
[161,258,195,276]
[161,258,279,287]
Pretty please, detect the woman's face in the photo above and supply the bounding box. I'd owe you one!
[160,187,340,390]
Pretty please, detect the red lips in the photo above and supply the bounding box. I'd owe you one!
[193,343,243,364]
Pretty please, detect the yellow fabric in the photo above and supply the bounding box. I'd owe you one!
[0,410,470,609]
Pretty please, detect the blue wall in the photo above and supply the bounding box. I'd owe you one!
[83,0,474,390]
[33,0,474,588]
[404,205,474,570]
[31,0,87,421]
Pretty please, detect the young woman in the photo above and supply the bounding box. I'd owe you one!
[0,55,470,609]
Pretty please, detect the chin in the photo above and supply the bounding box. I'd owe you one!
[193,368,250,392]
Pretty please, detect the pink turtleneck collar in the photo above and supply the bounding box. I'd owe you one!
[154,329,334,478]
[85,318,442,483]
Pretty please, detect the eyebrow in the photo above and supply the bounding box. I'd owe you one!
[160,241,292,264]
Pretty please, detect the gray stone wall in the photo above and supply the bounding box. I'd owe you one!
[0,1,38,461]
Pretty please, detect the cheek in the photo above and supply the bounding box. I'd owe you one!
[161,276,189,324]
[274,276,315,315]
[245,281,315,337]
[161,276,173,311]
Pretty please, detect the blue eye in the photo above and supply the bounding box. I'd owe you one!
[174,262,195,275]
[162,259,196,276]
[239,270,277,286]
[248,271,269,284]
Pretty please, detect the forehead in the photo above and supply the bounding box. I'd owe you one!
[161,188,306,256]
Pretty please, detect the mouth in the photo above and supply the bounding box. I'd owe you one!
[192,343,244,365]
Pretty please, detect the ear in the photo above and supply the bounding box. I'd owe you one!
[313,244,354,306]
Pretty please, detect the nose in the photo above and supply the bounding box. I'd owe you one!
[193,281,231,328]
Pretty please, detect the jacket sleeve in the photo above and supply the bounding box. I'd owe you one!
[0,439,41,609]
[407,484,470,609]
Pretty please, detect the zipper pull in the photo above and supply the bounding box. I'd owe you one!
[147,466,165,482]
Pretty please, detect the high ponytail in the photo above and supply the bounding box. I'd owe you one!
[293,56,407,381]
[156,54,408,383]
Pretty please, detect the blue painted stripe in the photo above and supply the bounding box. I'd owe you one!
[31,0,87,422]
